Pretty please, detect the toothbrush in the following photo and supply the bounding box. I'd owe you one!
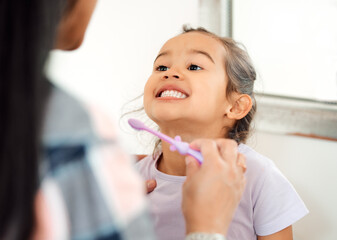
[128,118,203,164]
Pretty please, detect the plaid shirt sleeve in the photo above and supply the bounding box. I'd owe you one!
[40,87,156,240]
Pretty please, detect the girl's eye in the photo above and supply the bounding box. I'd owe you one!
[188,64,202,71]
[156,65,169,71]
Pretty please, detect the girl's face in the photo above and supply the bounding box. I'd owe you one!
[144,32,231,129]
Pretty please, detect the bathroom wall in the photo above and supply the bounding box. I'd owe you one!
[248,132,337,240]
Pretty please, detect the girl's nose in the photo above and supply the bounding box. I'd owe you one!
[163,74,179,79]
[163,68,180,79]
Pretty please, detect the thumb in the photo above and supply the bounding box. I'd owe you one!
[145,179,157,194]
[185,156,200,179]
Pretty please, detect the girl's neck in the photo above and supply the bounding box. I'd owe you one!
[156,125,227,176]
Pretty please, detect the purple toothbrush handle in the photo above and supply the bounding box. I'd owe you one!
[128,119,203,163]
[186,148,203,164]
[143,126,175,145]
[170,136,203,164]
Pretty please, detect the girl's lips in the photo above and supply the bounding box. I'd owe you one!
[155,85,189,98]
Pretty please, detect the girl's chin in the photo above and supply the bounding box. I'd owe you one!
[153,117,183,125]
[152,117,197,127]
[150,111,185,122]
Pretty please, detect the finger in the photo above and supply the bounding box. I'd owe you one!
[185,156,200,179]
[189,139,220,167]
[237,153,247,174]
[145,179,157,194]
[189,138,216,151]
[215,139,238,166]
[189,138,205,151]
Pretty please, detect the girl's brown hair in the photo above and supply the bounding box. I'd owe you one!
[182,26,257,143]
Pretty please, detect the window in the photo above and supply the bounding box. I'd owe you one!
[232,0,337,102]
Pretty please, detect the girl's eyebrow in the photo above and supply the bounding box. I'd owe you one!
[154,49,215,64]
[154,51,170,63]
[189,49,214,63]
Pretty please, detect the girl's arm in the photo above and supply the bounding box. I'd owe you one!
[258,226,293,240]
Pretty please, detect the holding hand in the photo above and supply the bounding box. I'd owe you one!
[182,139,246,236]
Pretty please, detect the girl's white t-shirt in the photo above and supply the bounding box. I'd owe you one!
[136,144,309,240]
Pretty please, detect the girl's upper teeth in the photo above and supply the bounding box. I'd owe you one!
[160,90,187,98]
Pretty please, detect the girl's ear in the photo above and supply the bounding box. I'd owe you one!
[226,94,253,120]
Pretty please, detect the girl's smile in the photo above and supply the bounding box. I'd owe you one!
[155,84,189,100]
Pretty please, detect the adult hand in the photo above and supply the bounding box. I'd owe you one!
[145,179,157,193]
[182,139,246,236]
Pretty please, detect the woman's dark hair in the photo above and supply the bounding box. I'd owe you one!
[183,26,257,143]
[0,0,67,238]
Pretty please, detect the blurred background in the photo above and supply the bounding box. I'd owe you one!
[46,0,337,239]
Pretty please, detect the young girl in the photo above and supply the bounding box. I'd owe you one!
[136,27,308,240]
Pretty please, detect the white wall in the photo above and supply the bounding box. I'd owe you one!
[248,132,337,240]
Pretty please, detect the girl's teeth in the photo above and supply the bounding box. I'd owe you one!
[160,90,187,98]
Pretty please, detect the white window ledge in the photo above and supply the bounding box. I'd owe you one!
[254,93,337,141]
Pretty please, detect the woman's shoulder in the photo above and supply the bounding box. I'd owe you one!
[42,86,121,174]
[43,86,95,144]
[43,86,120,144]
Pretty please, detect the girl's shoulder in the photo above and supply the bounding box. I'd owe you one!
[237,144,308,236]
[238,143,286,189]
[238,143,277,173]
[135,153,159,179]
